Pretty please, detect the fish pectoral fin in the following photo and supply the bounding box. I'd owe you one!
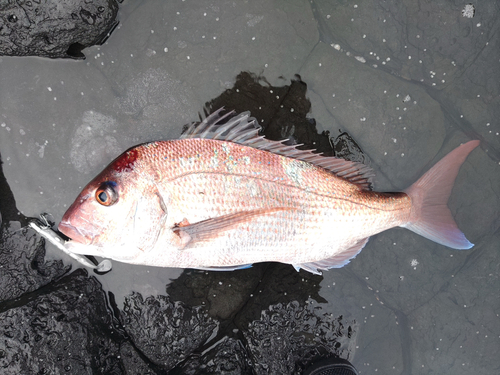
[172,207,293,249]
[293,237,370,275]
[176,228,192,249]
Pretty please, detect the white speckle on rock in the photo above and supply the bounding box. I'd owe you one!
[246,14,264,27]
[462,4,475,18]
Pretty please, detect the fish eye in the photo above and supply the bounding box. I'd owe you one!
[95,182,118,206]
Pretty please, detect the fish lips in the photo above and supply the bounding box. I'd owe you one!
[58,219,94,245]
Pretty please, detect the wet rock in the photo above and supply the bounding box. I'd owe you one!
[244,301,356,374]
[0,0,119,59]
[331,131,367,164]
[175,337,252,375]
[0,222,69,303]
[0,269,124,374]
[120,292,218,370]
[119,341,156,375]
[232,263,327,323]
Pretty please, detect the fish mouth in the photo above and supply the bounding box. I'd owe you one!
[58,219,94,245]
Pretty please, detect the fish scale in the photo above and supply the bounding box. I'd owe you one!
[58,110,478,274]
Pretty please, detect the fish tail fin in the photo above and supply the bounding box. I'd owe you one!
[403,140,479,249]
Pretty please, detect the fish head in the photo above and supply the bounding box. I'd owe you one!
[59,146,168,260]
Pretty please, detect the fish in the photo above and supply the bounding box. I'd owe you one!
[58,109,479,274]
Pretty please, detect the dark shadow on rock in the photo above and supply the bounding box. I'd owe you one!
[163,263,355,374]
[204,71,367,163]
[118,262,355,375]
[0,152,28,226]
[0,0,120,59]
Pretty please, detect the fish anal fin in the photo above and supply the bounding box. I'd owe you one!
[172,207,294,249]
[294,237,370,274]
[191,264,253,271]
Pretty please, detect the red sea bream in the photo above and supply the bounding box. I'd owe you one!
[58,110,479,274]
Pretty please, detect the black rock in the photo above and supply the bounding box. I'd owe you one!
[120,292,218,371]
[0,0,119,59]
[243,301,354,374]
[0,269,126,374]
[0,223,70,303]
[176,337,252,375]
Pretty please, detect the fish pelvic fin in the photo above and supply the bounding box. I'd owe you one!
[293,237,370,274]
[403,140,479,249]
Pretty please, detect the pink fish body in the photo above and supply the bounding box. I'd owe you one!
[59,110,479,274]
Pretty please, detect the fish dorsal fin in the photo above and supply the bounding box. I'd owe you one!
[181,108,374,190]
